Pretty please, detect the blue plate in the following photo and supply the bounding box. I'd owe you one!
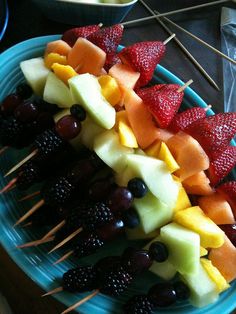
[0,36,235,314]
[0,0,9,41]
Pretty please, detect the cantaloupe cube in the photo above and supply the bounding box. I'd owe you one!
[68,38,106,76]
[160,222,200,275]
[200,258,230,293]
[44,52,67,69]
[124,89,160,149]
[158,142,180,173]
[51,63,77,85]
[98,75,122,106]
[156,128,174,142]
[45,40,71,56]
[182,171,214,196]
[108,63,140,90]
[209,235,236,282]
[174,206,225,248]
[198,193,235,225]
[166,131,209,180]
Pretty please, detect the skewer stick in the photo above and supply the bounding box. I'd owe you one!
[61,290,99,314]
[153,11,236,66]
[17,236,55,249]
[139,0,220,91]
[13,199,45,227]
[122,0,229,26]
[163,33,175,45]
[22,222,33,228]
[18,190,40,202]
[53,250,74,265]
[42,286,63,297]
[0,177,17,194]
[4,149,38,177]
[0,146,9,155]
[42,220,66,240]
[49,227,82,254]
[177,79,193,93]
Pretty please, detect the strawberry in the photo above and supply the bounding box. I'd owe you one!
[185,113,236,157]
[217,181,236,218]
[137,84,183,128]
[118,41,166,87]
[104,53,121,72]
[62,25,100,47]
[207,146,236,186]
[168,106,207,133]
[87,24,124,68]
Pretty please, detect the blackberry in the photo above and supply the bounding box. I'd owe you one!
[94,256,121,279]
[42,176,75,206]
[123,295,154,314]
[17,160,41,190]
[34,129,66,157]
[16,83,33,99]
[72,232,104,258]
[0,117,25,147]
[81,202,113,230]
[70,104,86,121]
[62,265,97,292]
[100,264,133,297]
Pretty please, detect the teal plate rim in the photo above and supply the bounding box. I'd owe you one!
[0,35,235,314]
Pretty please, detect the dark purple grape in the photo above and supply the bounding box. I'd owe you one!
[55,115,81,140]
[88,177,115,201]
[173,281,190,301]
[94,256,121,277]
[219,224,236,247]
[149,241,169,262]
[106,187,133,212]
[122,208,140,228]
[121,247,152,275]
[16,83,32,99]
[1,93,23,115]
[148,283,177,307]
[67,158,99,185]
[97,219,124,241]
[14,100,39,122]
[128,178,148,198]
[70,104,86,121]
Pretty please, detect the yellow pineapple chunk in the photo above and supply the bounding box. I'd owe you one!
[201,258,230,293]
[145,140,161,158]
[174,206,225,248]
[98,75,122,106]
[118,120,138,148]
[173,182,192,213]
[158,142,180,173]
[51,63,77,85]
[44,52,67,69]
[115,110,128,130]
[200,246,208,257]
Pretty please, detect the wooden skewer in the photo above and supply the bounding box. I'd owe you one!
[0,177,17,193]
[48,227,83,254]
[18,190,40,202]
[53,250,74,265]
[177,79,193,93]
[163,33,175,45]
[17,236,55,249]
[42,220,66,240]
[0,146,9,155]
[139,0,220,91]
[7,184,16,192]
[4,149,38,177]
[22,222,33,228]
[42,286,63,297]
[61,289,99,314]
[13,199,45,227]
[122,0,229,26]
[153,10,236,66]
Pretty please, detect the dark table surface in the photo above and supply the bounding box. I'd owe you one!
[0,0,236,313]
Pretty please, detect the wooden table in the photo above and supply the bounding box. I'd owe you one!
[0,0,236,313]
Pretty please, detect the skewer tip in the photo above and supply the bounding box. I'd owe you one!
[42,286,63,297]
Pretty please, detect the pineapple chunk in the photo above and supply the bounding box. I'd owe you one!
[200,246,208,257]
[44,52,67,69]
[98,75,122,106]
[158,142,180,173]
[118,120,138,148]
[174,206,225,248]
[200,258,230,293]
[172,179,191,213]
[145,140,161,158]
[52,63,77,85]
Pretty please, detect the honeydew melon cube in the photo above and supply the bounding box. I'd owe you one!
[160,222,200,275]
[93,130,133,173]
[115,166,136,186]
[134,192,173,233]
[181,262,219,308]
[20,57,50,96]
[44,72,74,108]
[69,74,116,129]
[144,236,177,280]
[125,154,179,208]
[125,225,159,240]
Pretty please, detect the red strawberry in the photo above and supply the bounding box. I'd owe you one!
[185,113,236,157]
[137,84,183,128]
[168,106,208,133]
[217,181,236,218]
[104,53,121,72]
[207,146,236,186]
[118,41,166,87]
[62,24,100,47]
[87,24,124,68]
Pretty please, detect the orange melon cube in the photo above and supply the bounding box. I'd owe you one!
[156,128,174,142]
[166,131,209,180]
[45,40,71,57]
[67,38,106,76]
[209,235,236,282]
[109,63,140,90]
[124,89,161,149]
[198,193,235,225]
[182,171,214,196]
